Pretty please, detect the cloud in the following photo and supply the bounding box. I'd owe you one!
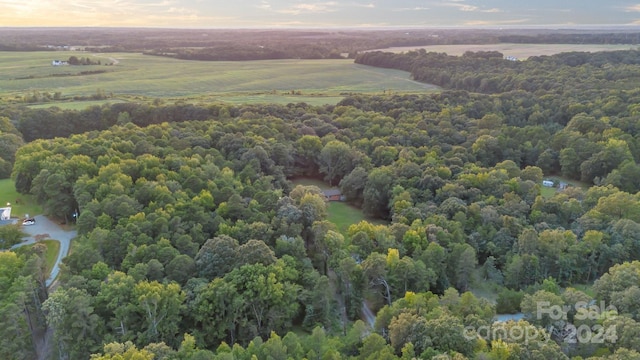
[434,1,501,13]
[393,7,430,12]
[0,0,246,27]
[277,2,339,15]
[257,1,271,10]
[464,18,529,26]
[626,4,640,12]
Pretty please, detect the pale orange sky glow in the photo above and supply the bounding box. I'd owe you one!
[1,0,640,28]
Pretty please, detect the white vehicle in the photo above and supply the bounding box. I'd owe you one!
[22,218,36,226]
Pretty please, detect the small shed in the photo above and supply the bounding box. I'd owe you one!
[0,207,11,220]
[322,189,343,202]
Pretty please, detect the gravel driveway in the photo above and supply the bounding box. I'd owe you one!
[11,215,77,287]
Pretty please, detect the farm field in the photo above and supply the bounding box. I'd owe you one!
[369,43,637,59]
[0,52,435,106]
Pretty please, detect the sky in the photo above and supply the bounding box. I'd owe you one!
[1,0,640,28]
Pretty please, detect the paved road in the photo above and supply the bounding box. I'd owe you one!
[11,215,77,287]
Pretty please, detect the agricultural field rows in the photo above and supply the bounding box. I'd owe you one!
[0,52,435,105]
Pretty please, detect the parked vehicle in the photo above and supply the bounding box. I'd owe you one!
[22,218,36,225]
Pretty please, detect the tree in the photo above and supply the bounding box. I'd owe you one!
[0,224,27,249]
[363,166,394,219]
[319,140,356,185]
[340,166,369,206]
[165,255,196,286]
[95,271,137,341]
[389,312,431,354]
[43,287,104,359]
[362,252,392,306]
[454,245,477,292]
[225,262,301,340]
[520,290,564,328]
[488,320,566,359]
[237,240,277,267]
[195,235,239,280]
[134,281,185,346]
[191,278,244,347]
[594,261,640,319]
[302,275,336,330]
[90,341,155,360]
[425,313,473,356]
[294,135,323,176]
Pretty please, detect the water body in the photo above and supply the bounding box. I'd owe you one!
[494,313,525,322]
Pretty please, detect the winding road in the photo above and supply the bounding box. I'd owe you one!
[11,215,77,287]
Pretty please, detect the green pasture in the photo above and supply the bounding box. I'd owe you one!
[0,51,436,105]
[0,179,41,218]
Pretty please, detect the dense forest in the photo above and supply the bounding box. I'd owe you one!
[2,48,640,359]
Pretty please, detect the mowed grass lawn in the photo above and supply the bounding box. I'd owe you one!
[291,177,387,236]
[328,202,386,236]
[540,175,591,198]
[0,51,436,105]
[0,179,41,218]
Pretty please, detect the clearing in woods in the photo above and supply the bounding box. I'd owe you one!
[290,178,386,236]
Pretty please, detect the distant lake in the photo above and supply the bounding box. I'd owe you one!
[494,313,525,322]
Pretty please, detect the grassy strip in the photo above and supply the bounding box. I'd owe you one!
[41,240,60,275]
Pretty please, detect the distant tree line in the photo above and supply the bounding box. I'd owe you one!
[1,27,639,59]
[145,43,345,61]
[355,49,640,94]
[67,55,100,65]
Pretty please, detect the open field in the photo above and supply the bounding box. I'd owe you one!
[28,98,127,110]
[370,43,637,59]
[0,179,41,218]
[0,51,436,106]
